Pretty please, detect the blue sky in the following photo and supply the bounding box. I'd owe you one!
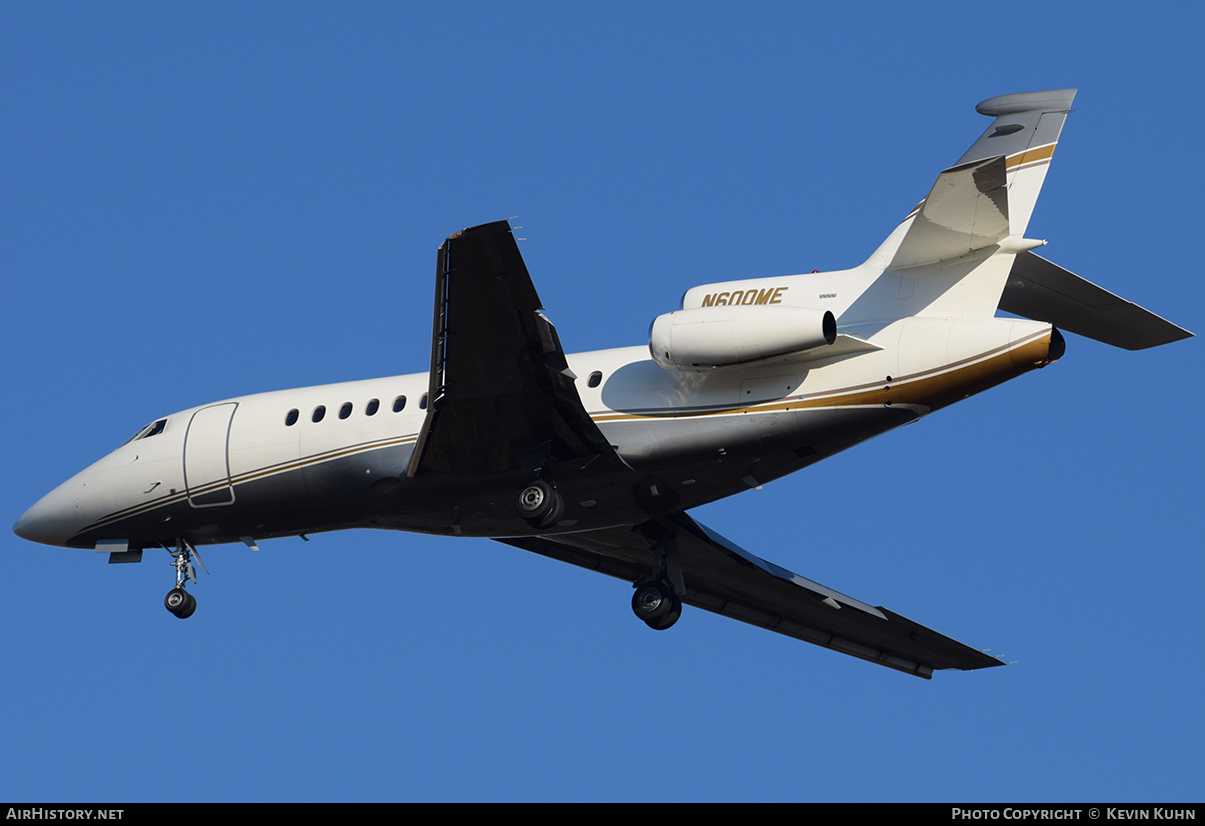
[3,2,1202,802]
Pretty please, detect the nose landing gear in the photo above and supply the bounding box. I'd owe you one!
[164,540,206,619]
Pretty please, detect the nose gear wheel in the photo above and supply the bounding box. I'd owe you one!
[163,540,205,619]
[165,587,196,619]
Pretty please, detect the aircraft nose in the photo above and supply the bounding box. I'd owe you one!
[13,483,79,547]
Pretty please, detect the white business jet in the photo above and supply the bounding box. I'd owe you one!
[14,89,1191,678]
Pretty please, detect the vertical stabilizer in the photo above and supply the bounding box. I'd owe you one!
[846,90,1077,326]
[957,89,1077,238]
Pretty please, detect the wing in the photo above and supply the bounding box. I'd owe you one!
[408,221,627,477]
[499,513,1003,679]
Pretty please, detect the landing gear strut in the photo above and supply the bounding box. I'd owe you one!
[630,524,685,630]
[164,540,205,619]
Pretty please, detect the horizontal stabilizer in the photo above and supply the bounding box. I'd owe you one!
[1000,252,1193,350]
[889,156,1010,270]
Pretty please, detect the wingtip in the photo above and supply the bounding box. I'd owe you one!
[446,219,516,242]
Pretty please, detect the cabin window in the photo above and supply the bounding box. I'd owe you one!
[285,409,299,426]
[366,398,380,416]
[392,395,406,413]
[419,393,428,410]
[312,405,326,423]
[588,371,603,388]
[339,402,353,419]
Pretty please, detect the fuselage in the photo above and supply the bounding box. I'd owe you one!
[14,314,1060,552]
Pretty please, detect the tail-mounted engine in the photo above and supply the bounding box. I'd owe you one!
[649,305,836,372]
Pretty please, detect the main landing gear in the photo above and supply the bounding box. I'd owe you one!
[515,479,564,529]
[164,540,205,619]
[629,523,685,631]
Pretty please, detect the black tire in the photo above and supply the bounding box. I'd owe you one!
[177,591,197,619]
[631,581,675,623]
[165,588,197,619]
[516,480,556,520]
[533,493,564,529]
[645,598,682,631]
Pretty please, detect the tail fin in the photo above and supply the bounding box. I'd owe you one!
[955,88,1078,238]
[849,90,1077,324]
[846,90,1192,349]
[876,89,1077,272]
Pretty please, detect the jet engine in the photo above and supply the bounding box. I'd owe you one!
[649,305,837,371]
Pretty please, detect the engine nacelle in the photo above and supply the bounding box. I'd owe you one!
[649,305,837,371]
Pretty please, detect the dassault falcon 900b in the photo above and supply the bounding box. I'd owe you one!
[14,90,1192,678]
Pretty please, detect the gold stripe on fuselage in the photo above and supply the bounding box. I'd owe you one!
[80,433,420,534]
[78,329,1053,538]
[591,327,1053,422]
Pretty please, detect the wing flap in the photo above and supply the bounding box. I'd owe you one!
[500,514,1003,678]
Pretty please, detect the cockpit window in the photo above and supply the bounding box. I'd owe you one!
[122,418,167,446]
